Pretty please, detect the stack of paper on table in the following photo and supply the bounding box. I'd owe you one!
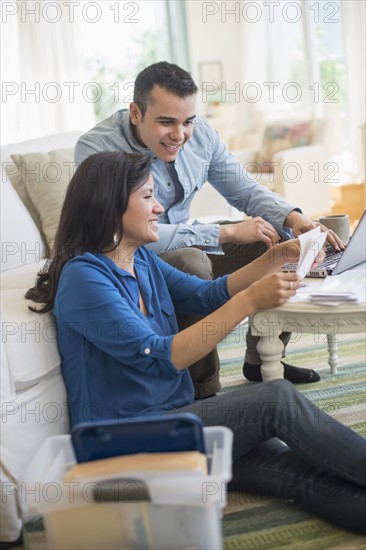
[287,227,365,305]
[308,270,366,304]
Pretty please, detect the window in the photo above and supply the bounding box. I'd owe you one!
[263,0,351,172]
[1,0,190,143]
[264,0,347,113]
[78,0,190,122]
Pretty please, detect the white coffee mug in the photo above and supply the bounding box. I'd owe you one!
[318,214,351,244]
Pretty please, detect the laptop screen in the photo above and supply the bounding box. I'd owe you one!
[332,210,366,275]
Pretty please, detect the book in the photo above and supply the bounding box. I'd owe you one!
[64,451,208,482]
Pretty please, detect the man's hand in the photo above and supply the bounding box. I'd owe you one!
[219,217,280,248]
[284,211,345,251]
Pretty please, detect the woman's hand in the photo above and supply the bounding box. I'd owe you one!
[278,238,301,264]
[227,238,301,298]
[245,272,301,311]
[278,236,326,270]
[311,246,326,268]
[173,268,301,371]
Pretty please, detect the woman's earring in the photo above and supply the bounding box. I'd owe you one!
[113,233,119,249]
[113,232,120,263]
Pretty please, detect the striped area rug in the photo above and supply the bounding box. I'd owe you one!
[219,328,366,550]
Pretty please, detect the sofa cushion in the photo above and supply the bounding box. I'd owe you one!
[0,261,46,291]
[255,121,312,172]
[1,131,82,164]
[1,336,13,401]
[0,466,22,543]
[1,374,69,484]
[1,289,61,391]
[1,180,44,272]
[9,148,75,247]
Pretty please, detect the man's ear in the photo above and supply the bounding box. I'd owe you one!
[130,102,141,125]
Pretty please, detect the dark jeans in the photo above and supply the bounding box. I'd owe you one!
[159,248,220,398]
[160,241,291,398]
[173,379,366,534]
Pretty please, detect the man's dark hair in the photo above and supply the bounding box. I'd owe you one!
[133,61,198,117]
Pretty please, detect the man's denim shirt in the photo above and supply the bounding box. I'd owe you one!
[75,109,298,255]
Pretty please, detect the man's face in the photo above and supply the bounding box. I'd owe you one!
[130,85,196,162]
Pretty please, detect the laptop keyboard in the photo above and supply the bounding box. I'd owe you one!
[282,247,344,272]
[319,250,344,268]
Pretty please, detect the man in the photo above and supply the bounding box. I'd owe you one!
[75,61,343,398]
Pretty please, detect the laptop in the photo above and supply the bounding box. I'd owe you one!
[283,210,366,278]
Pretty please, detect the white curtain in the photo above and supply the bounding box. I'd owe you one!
[341,0,366,178]
[238,0,268,135]
[1,0,95,144]
[238,0,308,137]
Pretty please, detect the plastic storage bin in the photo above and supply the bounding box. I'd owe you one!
[20,426,233,550]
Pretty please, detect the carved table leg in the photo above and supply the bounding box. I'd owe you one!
[327,334,339,374]
[257,334,285,382]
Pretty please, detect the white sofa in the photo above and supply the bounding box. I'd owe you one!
[190,118,333,221]
[0,131,83,544]
[229,117,332,219]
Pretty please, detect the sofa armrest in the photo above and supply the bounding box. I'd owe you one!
[272,144,330,217]
[272,144,326,166]
[231,148,258,166]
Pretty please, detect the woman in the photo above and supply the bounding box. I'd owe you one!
[27,152,365,533]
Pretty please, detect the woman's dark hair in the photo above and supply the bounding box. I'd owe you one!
[26,152,152,313]
[133,61,198,118]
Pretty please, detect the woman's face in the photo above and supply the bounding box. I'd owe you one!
[121,173,164,248]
